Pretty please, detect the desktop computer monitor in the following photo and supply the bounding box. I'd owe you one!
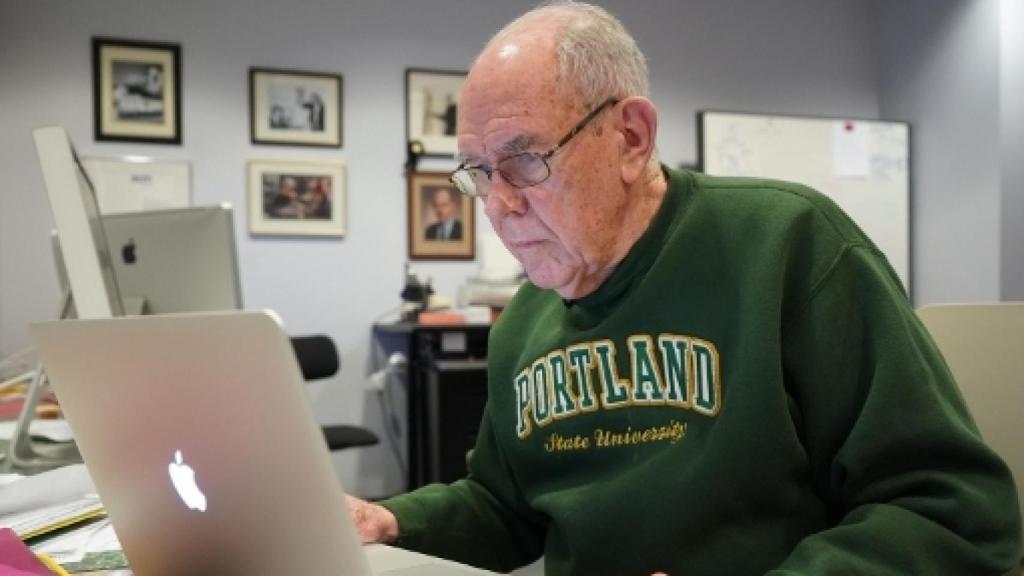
[102,205,243,314]
[33,126,124,319]
[22,126,120,466]
[37,127,243,318]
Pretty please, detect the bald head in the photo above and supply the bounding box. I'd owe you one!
[460,1,658,172]
[479,1,649,110]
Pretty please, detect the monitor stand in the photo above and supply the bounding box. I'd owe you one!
[6,288,82,470]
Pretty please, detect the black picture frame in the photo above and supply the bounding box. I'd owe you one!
[405,68,467,157]
[249,67,343,148]
[92,37,182,144]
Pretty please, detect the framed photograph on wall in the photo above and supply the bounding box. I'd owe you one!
[92,37,182,144]
[408,171,474,260]
[247,159,346,237]
[250,68,343,147]
[405,68,466,157]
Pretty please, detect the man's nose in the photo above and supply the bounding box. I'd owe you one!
[484,172,527,217]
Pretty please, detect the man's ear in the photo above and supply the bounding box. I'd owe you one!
[616,97,658,184]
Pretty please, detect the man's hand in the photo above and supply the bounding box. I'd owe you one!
[346,494,399,544]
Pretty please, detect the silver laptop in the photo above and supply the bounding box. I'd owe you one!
[31,311,496,576]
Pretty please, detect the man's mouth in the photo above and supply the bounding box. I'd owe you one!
[509,239,543,251]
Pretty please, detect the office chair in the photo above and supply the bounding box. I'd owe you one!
[917,302,1024,573]
[290,335,379,451]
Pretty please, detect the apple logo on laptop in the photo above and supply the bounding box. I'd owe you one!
[168,450,207,512]
[121,239,137,265]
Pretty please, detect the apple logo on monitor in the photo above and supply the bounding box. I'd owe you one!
[121,238,137,265]
[168,449,207,512]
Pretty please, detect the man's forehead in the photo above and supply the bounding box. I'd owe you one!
[456,84,567,161]
[456,25,565,161]
[456,131,536,163]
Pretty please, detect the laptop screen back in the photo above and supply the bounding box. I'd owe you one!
[31,311,369,576]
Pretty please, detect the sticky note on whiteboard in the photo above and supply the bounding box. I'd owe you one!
[832,120,869,178]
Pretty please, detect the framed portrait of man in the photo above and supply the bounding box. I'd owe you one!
[408,171,474,260]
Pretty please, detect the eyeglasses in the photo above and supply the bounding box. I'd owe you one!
[449,98,619,198]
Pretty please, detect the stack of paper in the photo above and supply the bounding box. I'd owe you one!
[0,464,104,539]
[0,464,125,569]
[1,495,104,540]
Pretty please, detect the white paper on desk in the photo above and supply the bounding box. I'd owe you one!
[0,419,74,442]
[0,463,96,515]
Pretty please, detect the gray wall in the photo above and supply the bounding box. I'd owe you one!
[1001,0,1024,300]
[0,0,972,496]
[877,0,1003,304]
[876,0,1023,303]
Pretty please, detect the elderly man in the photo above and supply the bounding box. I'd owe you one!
[350,2,1021,575]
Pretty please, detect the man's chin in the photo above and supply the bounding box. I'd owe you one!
[524,268,580,299]
[523,267,559,290]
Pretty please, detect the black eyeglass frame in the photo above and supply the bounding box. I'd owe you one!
[448,98,620,198]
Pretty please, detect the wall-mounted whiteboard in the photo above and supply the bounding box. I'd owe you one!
[699,111,911,290]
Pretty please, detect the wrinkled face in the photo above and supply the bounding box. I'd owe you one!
[457,30,630,299]
[431,189,456,221]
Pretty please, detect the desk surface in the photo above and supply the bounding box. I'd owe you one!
[13,544,502,576]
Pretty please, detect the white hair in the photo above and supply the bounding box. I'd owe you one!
[488,1,650,109]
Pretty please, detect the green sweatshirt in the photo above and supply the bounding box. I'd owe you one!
[382,168,1021,575]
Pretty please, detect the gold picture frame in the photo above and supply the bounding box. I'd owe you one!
[408,171,474,260]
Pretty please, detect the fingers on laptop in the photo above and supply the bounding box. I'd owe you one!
[346,494,399,544]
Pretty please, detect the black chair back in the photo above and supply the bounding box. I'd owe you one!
[288,334,380,452]
[290,335,339,380]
